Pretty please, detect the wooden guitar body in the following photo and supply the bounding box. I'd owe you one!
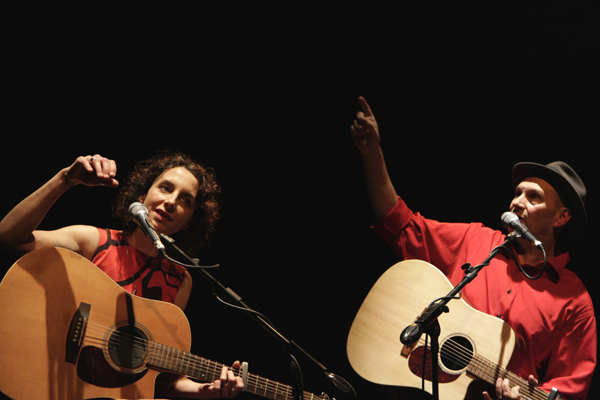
[0,247,191,400]
[347,260,524,400]
[0,248,328,400]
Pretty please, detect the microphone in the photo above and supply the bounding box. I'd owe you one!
[128,202,166,255]
[501,211,544,251]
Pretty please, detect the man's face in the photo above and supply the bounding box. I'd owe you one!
[509,177,567,240]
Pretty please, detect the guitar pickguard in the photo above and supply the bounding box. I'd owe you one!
[77,346,148,388]
[407,345,460,384]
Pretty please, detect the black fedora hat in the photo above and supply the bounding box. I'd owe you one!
[512,161,587,232]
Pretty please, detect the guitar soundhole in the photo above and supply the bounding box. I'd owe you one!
[107,325,148,371]
[408,346,460,383]
[440,334,474,373]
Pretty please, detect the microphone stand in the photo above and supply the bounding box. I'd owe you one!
[399,234,518,400]
[159,234,357,400]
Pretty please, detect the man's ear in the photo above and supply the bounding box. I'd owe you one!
[554,207,572,228]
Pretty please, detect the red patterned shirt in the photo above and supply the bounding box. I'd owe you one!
[91,228,186,304]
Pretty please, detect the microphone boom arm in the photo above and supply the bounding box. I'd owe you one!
[158,233,357,399]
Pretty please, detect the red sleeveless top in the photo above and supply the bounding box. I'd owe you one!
[91,228,186,304]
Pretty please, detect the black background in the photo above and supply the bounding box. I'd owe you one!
[2,4,599,399]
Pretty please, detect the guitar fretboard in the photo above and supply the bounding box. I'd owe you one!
[147,342,326,400]
[467,352,551,400]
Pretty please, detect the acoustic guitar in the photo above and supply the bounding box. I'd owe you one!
[0,247,328,400]
[347,259,556,400]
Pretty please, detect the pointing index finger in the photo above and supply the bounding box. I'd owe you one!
[358,96,374,117]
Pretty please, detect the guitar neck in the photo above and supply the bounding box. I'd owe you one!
[147,343,325,400]
[468,354,550,400]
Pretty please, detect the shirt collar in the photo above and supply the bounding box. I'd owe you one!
[521,251,570,283]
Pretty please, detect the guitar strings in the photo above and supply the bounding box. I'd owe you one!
[412,336,548,400]
[443,338,544,400]
[433,338,545,400]
[83,322,288,398]
[81,320,544,400]
[81,321,324,400]
[80,322,547,400]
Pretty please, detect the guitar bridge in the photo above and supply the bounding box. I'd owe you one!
[65,302,91,364]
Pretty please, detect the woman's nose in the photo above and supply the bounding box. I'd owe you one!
[163,194,177,210]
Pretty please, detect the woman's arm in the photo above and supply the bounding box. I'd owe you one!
[0,154,118,258]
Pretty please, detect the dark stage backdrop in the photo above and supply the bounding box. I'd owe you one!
[2,4,599,400]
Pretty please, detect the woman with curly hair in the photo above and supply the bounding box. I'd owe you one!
[112,150,222,256]
[0,151,244,399]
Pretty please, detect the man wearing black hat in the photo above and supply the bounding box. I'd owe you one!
[350,97,596,400]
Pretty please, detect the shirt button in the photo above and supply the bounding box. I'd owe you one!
[507,289,512,294]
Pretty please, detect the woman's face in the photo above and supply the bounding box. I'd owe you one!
[140,167,200,236]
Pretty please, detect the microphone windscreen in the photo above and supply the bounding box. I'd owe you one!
[128,202,147,217]
[501,211,518,228]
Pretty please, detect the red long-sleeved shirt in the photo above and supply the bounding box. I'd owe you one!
[371,197,596,400]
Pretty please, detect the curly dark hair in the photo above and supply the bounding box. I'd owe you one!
[112,150,221,256]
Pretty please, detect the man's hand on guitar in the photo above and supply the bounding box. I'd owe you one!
[482,375,538,400]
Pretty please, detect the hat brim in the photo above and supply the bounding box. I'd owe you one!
[512,161,586,232]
